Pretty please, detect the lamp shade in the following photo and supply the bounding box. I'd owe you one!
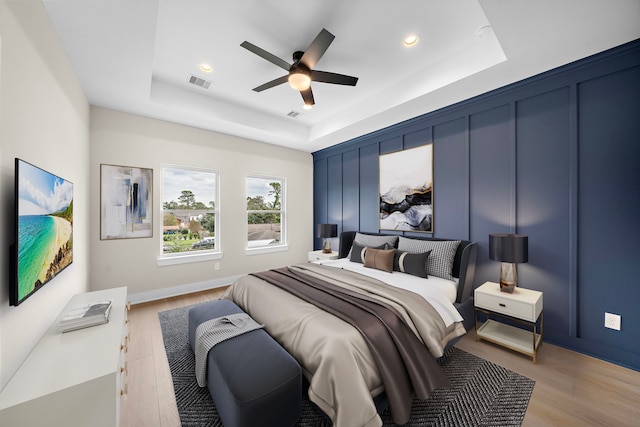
[317,224,338,239]
[489,234,528,263]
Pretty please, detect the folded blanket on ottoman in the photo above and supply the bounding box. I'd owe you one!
[194,313,263,386]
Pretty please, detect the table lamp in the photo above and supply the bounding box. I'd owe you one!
[489,233,528,293]
[317,224,338,253]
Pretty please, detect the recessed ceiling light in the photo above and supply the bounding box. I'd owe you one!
[199,63,213,73]
[403,34,419,47]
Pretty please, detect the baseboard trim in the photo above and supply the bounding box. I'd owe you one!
[128,275,241,305]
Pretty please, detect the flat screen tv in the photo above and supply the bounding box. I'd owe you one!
[10,159,73,306]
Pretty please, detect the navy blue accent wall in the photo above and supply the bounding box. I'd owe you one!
[313,40,640,370]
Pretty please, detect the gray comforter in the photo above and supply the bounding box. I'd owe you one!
[222,263,466,427]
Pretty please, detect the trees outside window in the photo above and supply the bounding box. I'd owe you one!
[246,176,285,250]
[161,166,219,256]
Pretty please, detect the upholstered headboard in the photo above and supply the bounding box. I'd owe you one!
[338,231,477,305]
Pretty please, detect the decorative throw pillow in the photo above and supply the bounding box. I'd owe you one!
[393,250,431,278]
[347,232,400,258]
[349,242,387,264]
[354,232,399,249]
[363,248,395,273]
[397,237,461,280]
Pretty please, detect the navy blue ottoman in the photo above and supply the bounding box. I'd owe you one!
[188,299,302,427]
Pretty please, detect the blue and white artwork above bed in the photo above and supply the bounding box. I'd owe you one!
[379,144,433,232]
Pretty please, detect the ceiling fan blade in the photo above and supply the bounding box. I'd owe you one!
[253,75,289,92]
[241,41,291,71]
[300,87,315,106]
[311,70,358,86]
[299,28,335,69]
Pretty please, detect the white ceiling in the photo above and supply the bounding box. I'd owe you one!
[42,0,640,153]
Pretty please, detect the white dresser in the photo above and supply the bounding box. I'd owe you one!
[0,287,129,427]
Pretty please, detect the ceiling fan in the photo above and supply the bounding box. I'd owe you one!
[240,28,358,108]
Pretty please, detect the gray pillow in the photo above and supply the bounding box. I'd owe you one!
[354,232,399,249]
[393,250,431,278]
[350,241,388,264]
[397,237,460,280]
[348,233,400,258]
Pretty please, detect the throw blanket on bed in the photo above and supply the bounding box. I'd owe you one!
[252,267,450,425]
[224,263,466,427]
[194,313,263,386]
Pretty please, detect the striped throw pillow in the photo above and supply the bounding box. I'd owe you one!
[393,250,431,278]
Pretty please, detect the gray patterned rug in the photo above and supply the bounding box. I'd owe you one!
[159,304,534,427]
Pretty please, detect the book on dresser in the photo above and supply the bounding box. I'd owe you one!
[58,300,113,332]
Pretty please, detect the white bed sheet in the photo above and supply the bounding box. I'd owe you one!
[314,258,463,327]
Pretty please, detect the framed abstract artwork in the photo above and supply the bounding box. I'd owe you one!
[379,144,433,232]
[100,164,153,239]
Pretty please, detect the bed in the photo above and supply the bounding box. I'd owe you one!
[222,231,477,427]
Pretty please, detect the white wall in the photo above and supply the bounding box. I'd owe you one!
[89,107,314,301]
[0,2,90,389]
[0,1,312,391]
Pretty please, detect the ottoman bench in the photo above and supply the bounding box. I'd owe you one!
[188,299,302,427]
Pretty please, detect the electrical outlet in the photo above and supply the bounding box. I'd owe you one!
[604,312,621,331]
[214,262,220,271]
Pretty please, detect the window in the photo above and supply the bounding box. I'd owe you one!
[159,165,219,265]
[246,175,286,253]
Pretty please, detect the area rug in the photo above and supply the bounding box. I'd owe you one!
[159,303,535,427]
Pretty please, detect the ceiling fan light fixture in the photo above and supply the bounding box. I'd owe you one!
[288,70,311,91]
[303,102,313,110]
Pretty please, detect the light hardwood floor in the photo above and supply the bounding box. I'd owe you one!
[121,288,640,427]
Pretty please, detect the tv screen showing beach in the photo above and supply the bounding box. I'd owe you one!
[12,159,73,306]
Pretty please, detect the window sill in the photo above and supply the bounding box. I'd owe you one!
[156,251,223,266]
[245,244,288,256]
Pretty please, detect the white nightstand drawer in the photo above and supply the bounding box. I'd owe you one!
[474,282,543,322]
[308,250,338,262]
[475,293,535,321]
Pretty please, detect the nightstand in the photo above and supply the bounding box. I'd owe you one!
[474,281,543,363]
[308,250,338,262]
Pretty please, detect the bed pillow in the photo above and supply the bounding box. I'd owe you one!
[363,248,395,273]
[347,232,400,259]
[397,237,461,280]
[393,250,431,278]
[349,242,388,264]
[354,232,399,250]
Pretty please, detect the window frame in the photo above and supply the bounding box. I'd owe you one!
[157,164,221,266]
[245,174,288,255]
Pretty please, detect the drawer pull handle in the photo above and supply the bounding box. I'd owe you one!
[499,303,506,307]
